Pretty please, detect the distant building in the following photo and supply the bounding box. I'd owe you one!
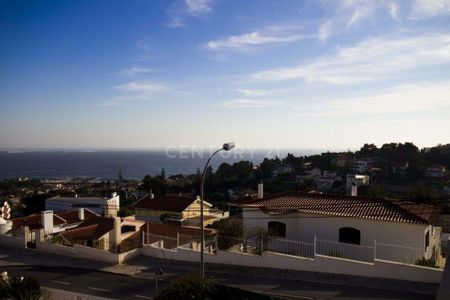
[353,158,375,174]
[45,193,120,218]
[333,153,355,169]
[426,165,447,178]
[346,174,370,196]
[131,194,228,226]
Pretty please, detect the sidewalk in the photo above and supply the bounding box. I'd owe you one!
[0,245,439,296]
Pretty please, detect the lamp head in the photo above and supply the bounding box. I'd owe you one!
[222,142,235,151]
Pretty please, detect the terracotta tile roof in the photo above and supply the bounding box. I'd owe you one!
[145,222,215,238]
[11,209,98,229]
[61,217,115,241]
[241,192,437,224]
[132,194,196,213]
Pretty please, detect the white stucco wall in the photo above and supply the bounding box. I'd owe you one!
[142,243,443,283]
[243,209,432,247]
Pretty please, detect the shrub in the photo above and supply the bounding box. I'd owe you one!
[328,250,344,258]
[155,274,278,300]
[0,272,43,300]
[415,257,439,268]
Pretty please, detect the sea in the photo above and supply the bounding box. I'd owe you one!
[0,148,326,180]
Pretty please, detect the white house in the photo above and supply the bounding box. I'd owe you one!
[46,193,120,217]
[241,191,441,263]
[132,194,229,226]
[426,165,447,178]
[354,158,375,174]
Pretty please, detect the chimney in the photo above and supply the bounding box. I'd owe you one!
[78,207,85,220]
[112,217,122,245]
[150,189,155,199]
[351,185,358,197]
[258,182,264,199]
[41,210,54,234]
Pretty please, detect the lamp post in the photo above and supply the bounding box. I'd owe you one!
[200,142,235,278]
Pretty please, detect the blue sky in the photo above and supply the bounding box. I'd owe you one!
[1,0,450,150]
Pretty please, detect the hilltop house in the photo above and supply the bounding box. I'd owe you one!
[132,194,229,226]
[60,216,145,252]
[240,191,441,263]
[46,193,120,217]
[11,208,99,235]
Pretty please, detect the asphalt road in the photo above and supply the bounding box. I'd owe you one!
[0,245,439,299]
[2,264,436,300]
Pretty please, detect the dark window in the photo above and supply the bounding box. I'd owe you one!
[339,227,361,245]
[121,225,136,234]
[425,231,430,248]
[268,221,286,237]
[87,240,93,247]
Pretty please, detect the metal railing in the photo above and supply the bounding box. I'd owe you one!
[144,232,431,266]
[266,237,314,258]
[315,238,374,262]
[375,242,424,265]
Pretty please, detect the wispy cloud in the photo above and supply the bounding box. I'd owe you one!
[207,31,308,50]
[295,82,450,116]
[236,89,269,97]
[115,81,167,93]
[251,32,450,84]
[99,81,168,107]
[222,98,284,108]
[167,0,214,28]
[317,0,399,42]
[118,67,154,77]
[410,0,450,19]
[205,23,312,51]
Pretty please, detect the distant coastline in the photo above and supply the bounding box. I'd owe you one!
[0,149,329,180]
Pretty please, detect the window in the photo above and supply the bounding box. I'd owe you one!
[268,221,286,237]
[425,230,430,248]
[121,225,136,234]
[339,227,361,245]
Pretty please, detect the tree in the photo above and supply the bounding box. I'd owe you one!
[160,168,166,180]
[0,272,42,300]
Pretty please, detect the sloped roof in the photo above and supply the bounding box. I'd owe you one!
[61,217,115,241]
[241,192,436,224]
[145,222,215,238]
[11,209,98,229]
[132,194,199,213]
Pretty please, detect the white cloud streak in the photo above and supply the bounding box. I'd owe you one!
[251,33,450,84]
[115,81,168,93]
[207,31,308,50]
[118,67,153,77]
[222,98,284,108]
[295,82,450,116]
[236,89,269,97]
[167,0,214,28]
[410,0,450,19]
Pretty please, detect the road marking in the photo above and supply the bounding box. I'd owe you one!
[88,287,112,293]
[134,295,153,299]
[51,280,70,285]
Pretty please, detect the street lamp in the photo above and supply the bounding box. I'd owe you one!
[200,142,235,278]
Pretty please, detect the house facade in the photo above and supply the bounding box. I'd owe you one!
[46,193,120,217]
[132,194,229,226]
[241,192,441,263]
[426,165,447,178]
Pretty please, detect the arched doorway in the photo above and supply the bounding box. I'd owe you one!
[339,227,360,245]
[268,221,286,237]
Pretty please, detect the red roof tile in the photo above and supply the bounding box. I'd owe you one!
[241,192,436,224]
[132,194,196,213]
